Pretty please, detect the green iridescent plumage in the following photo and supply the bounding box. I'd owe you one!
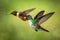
[27,10,54,32]
[11,8,54,32]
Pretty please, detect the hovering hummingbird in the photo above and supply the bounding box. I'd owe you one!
[27,10,54,32]
[11,8,35,21]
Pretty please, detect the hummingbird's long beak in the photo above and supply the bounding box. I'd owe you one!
[8,13,11,15]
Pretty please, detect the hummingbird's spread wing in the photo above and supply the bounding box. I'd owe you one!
[34,10,45,20]
[37,12,54,24]
[20,8,36,16]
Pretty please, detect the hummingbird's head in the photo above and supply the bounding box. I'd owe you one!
[27,15,32,20]
[11,11,17,16]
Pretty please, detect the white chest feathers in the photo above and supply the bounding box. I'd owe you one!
[28,20,35,28]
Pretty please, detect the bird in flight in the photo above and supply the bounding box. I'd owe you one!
[11,8,54,32]
[27,10,54,32]
[11,8,35,21]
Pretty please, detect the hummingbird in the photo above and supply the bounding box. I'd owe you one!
[27,10,54,32]
[11,8,35,21]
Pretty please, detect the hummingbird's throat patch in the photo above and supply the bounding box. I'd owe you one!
[17,12,19,17]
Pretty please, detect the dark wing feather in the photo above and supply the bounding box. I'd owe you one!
[37,12,54,24]
[20,8,36,16]
[34,10,45,20]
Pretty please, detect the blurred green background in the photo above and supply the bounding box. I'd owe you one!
[0,0,60,40]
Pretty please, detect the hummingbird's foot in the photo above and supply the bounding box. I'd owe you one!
[35,29,38,32]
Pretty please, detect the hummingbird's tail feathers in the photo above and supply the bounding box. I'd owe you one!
[22,8,36,16]
[39,26,49,32]
[36,12,55,25]
[34,10,45,20]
